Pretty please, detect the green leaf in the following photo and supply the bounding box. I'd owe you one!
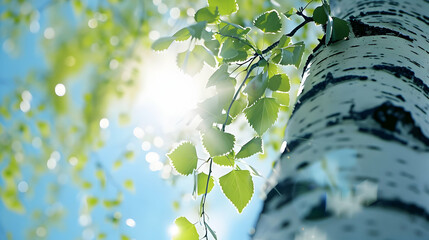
[151,37,175,51]
[283,8,295,18]
[173,217,199,240]
[244,97,280,136]
[272,91,290,106]
[229,94,247,119]
[187,21,207,39]
[121,235,130,240]
[253,10,282,33]
[197,173,215,195]
[219,38,240,60]
[213,151,235,166]
[95,169,106,188]
[204,39,220,55]
[244,71,268,106]
[218,21,251,38]
[123,179,135,192]
[177,45,216,76]
[219,170,254,213]
[277,35,290,48]
[167,142,198,176]
[195,7,219,23]
[207,64,229,88]
[173,28,191,41]
[268,74,290,92]
[208,0,238,16]
[236,137,263,159]
[86,196,99,210]
[197,95,232,125]
[332,17,350,42]
[201,127,235,157]
[313,6,328,24]
[271,42,305,68]
[215,77,236,110]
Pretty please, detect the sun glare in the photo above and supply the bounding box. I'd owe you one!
[139,51,205,127]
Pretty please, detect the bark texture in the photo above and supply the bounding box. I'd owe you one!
[254,0,429,239]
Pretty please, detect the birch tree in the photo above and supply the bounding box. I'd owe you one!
[254,0,429,239]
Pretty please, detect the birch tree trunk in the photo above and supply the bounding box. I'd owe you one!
[254,0,429,239]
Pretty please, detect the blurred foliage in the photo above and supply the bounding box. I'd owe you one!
[0,0,324,239]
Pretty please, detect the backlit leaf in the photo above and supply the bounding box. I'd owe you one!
[236,137,263,159]
[268,74,290,92]
[173,217,199,240]
[253,10,282,33]
[229,94,247,119]
[219,170,254,213]
[213,151,235,166]
[197,172,214,195]
[173,28,191,41]
[218,21,250,38]
[271,42,305,68]
[151,37,175,51]
[201,127,235,157]
[283,8,295,18]
[177,45,216,76]
[187,21,207,39]
[195,7,219,23]
[272,91,290,106]
[167,142,198,176]
[207,64,229,88]
[244,97,280,136]
[244,71,268,106]
[208,0,238,16]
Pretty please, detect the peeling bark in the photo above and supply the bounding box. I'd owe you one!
[254,0,429,239]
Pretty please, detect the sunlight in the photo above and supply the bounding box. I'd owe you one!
[168,224,179,237]
[138,51,205,127]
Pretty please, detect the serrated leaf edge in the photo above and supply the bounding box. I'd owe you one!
[219,170,254,213]
[166,141,198,176]
[244,97,280,136]
[252,9,282,34]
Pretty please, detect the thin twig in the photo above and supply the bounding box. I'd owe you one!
[262,17,313,54]
[200,157,213,239]
[222,59,259,131]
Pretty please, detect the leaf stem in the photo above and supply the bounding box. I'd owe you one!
[200,157,213,239]
[222,58,259,131]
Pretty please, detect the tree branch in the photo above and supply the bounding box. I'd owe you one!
[262,17,313,54]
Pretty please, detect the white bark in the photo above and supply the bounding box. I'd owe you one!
[254,0,429,239]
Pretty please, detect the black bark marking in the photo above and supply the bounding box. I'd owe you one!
[303,197,332,221]
[373,64,429,95]
[355,101,429,149]
[370,198,429,222]
[282,133,313,155]
[296,161,309,170]
[289,101,429,154]
[262,179,319,212]
[349,17,414,42]
[292,73,368,115]
[280,220,290,228]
